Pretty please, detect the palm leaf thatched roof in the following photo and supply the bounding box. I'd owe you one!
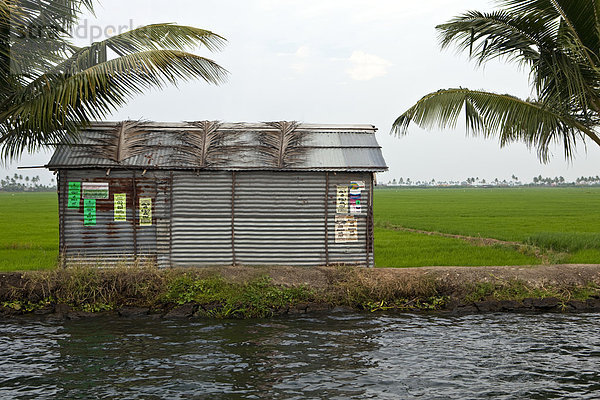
[47,121,387,172]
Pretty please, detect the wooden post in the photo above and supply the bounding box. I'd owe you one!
[325,172,329,266]
[366,173,374,268]
[231,171,236,266]
[59,170,66,268]
[132,172,138,259]
[169,171,174,268]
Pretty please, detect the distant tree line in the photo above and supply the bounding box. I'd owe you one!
[0,174,56,192]
[381,175,600,188]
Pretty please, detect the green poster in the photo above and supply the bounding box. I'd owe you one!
[68,182,81,208]
[114,193,127,222]
[84,199,96,226]
[139,198,152,226]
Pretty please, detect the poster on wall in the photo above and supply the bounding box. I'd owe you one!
[139,198,152,226]
[82,182,109,199]
[67,182,81,208]
[349,181,365,215]
[83,199,96,226]
[349,194,362,214]
[114,193,127,222]
[335,215,358,243]
[349,181,365,195]
[336,186,349,214]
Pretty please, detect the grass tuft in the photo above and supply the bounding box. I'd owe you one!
[526,232,600,252]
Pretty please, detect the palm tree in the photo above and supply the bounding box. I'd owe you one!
[0,0,228,161]
[393,0,600,162]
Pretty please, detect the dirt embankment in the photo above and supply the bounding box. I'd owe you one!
[1,264,600,319]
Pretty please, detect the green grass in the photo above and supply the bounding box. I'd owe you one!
[0,192,58,271]
[375,187,600,241]
[374,187,600,266]
[0,188,598,271]
[374,228,539,267]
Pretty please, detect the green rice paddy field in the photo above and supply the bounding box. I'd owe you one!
[0,187,599,271]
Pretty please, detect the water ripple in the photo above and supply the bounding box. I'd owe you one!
[1,313,599,399]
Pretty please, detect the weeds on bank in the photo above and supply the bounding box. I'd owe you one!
[465,279,600,303]
[2,264,168,312]
[327,265,449,311]
[163,274,315,318]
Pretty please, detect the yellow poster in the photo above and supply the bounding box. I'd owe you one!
[114,193,127,222]
[139,198,152,226]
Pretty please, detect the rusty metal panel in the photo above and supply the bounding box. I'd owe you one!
[59,169,168,266]
[233,171,327,266]
[170,171,234,266]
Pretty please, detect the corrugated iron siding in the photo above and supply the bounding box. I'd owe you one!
[234,172,327,266]
[171,172,234,266]
[59,169,169,266]
[59,169,373,267]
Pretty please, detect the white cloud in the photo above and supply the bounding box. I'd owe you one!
[288,45,311,74]
[346,51,392,81]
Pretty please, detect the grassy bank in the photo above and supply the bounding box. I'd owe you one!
[2,265,600,318]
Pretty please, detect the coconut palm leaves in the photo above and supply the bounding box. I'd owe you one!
[86,120,150,163]
[173,121,236,168]
[0,0,228,161]
[258,121,307,168]
[393,0,600,161]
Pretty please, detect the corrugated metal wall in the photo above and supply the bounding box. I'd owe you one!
[234,171,327,266]
[59,169,170,266]
[171,171,234,266]
[59,169,373,267]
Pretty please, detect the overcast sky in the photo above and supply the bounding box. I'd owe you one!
[5,0,600,184]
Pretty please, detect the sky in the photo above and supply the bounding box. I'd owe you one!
[4,0,600,184]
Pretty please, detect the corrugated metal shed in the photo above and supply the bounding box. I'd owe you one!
[47,121,387,171]
[49,121,387,268]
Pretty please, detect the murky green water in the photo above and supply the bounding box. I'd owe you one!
[1,312,599,399]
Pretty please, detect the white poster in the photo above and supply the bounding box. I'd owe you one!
[349,181,365,195]
[335,215,358,243]
[82,182,109,199]
[336,186,349,214]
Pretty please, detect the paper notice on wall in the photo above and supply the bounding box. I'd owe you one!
[82,182,109,199]
[84,199,96,226]
[349,181,365,195]
[350,193,362,214]
[67,182,81,208]
[335,215,358,243]
[139,198,152,226]
[114,193,127,222]
[336,186,349,214]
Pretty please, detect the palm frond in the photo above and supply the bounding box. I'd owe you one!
[172,121,241,168]
[393,88,600,161]
[0,50,227,160]
[85,120,150,163]
[0,3,228,162]
[437,10,550,66]
[258,121,307,168]
[51,24,226,77]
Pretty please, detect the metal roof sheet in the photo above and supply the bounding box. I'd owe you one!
[47,121,388,172]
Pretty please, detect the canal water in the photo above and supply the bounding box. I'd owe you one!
[1,312,599,399]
